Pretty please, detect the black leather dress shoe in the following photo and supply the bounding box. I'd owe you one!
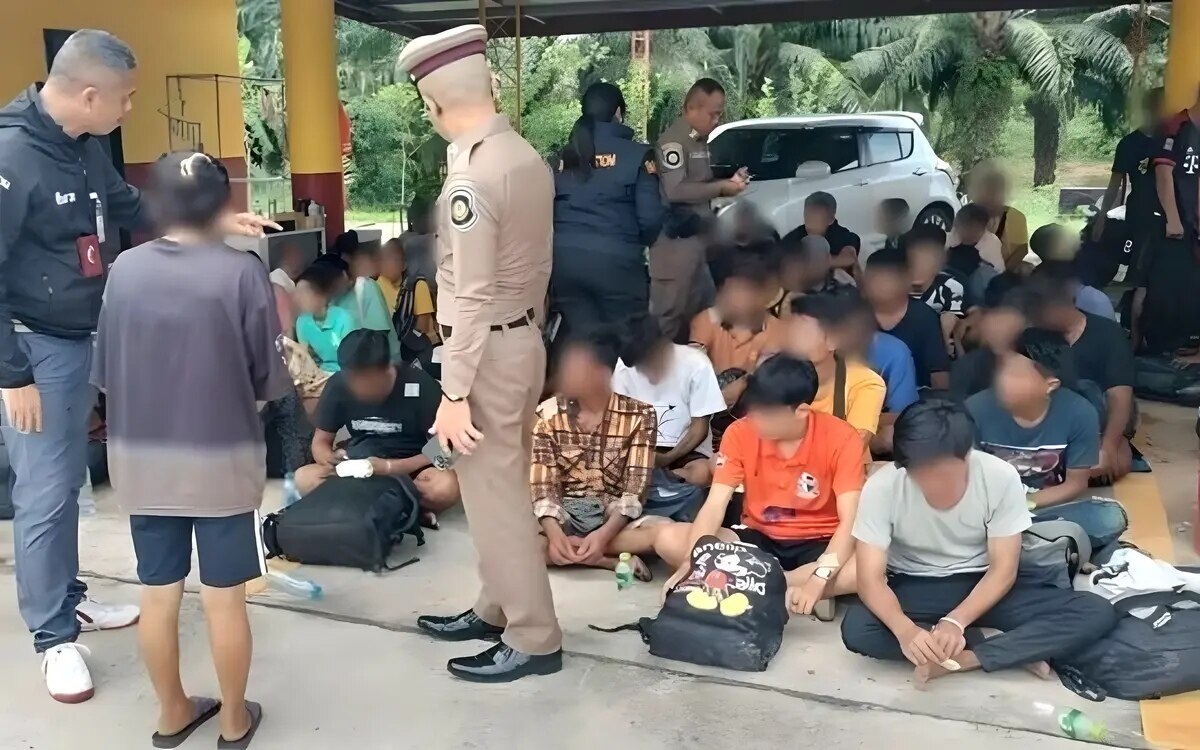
[416,609,503,642]
[447,643,563,683]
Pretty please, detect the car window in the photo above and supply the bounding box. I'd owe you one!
[709,126,861,181]
[864,130,915,166]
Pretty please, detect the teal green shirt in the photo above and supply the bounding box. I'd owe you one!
[296,306,356,372]
[333,278,401,358]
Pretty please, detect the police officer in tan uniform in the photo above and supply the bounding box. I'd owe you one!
[399,25,562,683]
[650,78,748,341]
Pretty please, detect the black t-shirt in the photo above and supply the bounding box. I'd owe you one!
[785,221,862,255]
[314,365,441,459]
[878,299,949,388]
[1071,313,1135,392]
[1157,110,1200,233]
[1113,129,1161,225]
[949,347,996,402]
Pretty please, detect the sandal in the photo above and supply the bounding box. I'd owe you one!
[152,697,221,749]
[217,701,263,749]
[629,555,654,583]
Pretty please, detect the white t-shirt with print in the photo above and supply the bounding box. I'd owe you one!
[611,344,726,455]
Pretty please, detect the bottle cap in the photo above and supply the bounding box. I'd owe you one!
[618,552,631,561]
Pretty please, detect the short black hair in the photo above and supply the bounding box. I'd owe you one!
[146,152,230,231]
[297,262,344,296]
[620,315,669,368]
[722,252,774,287]
[741,355,819,409]
[312,252,350,274]
[1028,259,1081,308]
[892,398,977,469]
[880,198,910,219]
[337,329,392,370]
[560,328,622,372]
[865,245,908,272]
[956,203,991,226]
[331,230,361,256]
[343,242,378,260]
[904,223,948,252]
[789,291,862,329]
[685,77,725,106]
[983,271,1027,309]
[780,233,830,263]
[1015,328,1079,389]
[1029,223,1067,261]
[805,191,837,214]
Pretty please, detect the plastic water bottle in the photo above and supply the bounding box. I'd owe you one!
[77,470,96,517]
[265,570,323,600]
[282,472,301,508]
[615,552,635,591]
[1057,709,1108,741]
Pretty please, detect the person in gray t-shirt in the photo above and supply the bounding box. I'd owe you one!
[841,399,1116,686]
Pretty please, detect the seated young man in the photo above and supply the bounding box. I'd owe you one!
[295,330,460,518]
[906,224,965,350]
[655,355,865,619]
[967,329,1126,550]
[613,316,727,488]
[949,202,1006,274]
[863,247,950,390]
[844,296,919,456]
[949,273,1029,402]
[841,398,1117,686]
[690,254,786,411]
[378,237,439,342]
[777,235,855,309]
[786,293,886,450]
[1028,263,1136,484]
[1028,228,1117,321]
[532,333,660,580]
[783,192,862,273]
[294,264,358,375]
[876,198,910,253]
[335,243,401,357]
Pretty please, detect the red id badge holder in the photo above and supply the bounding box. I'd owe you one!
[76,194,104,278]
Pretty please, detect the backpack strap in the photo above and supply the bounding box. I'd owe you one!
[833,354,847,421]
[997,208,1009,239]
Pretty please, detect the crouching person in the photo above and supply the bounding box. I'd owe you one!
[656,355,865,619]
[841,399,1117,687]
[295,330,459,521]
[533,333,660,580]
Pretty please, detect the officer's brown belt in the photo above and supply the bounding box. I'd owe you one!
[440,308,535,340]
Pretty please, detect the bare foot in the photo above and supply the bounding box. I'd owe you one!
[158,697,199,736]
[629,555,654,582]
[913,662,950,690]
[1024,660,1053,680]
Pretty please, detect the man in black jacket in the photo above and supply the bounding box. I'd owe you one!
[0,29,274,704]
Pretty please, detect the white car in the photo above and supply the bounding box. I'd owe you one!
[708,113,961,249]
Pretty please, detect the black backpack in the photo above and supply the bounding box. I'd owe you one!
[594,536,789,672]
[261,475,424,572]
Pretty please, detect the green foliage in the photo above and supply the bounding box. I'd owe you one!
[935,57,1020,173]
[344,85,442,211]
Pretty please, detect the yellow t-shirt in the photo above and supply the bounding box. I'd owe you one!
[994,206,1029,269]
[377,276,401,312]
[376,276,435,317]
[810,359,886,437]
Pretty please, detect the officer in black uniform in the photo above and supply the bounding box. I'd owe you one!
[552,82,664,336]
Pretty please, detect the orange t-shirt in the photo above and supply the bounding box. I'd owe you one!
[689,309,784,374]
[713,412,865,541]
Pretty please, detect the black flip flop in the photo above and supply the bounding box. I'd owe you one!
[217,701,263,749]
[152,697,221,748]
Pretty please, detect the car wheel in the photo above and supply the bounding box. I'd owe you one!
[915,204,954,231]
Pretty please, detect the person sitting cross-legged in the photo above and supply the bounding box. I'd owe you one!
[840,398,1117,688]
[533,332,661,580]
[967,329,1127,552]
[613,315,726,488]
[654,355,865,620]
[295,329,460,522]
[863,247,950,390]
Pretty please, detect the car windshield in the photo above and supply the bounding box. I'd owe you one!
[709,126,860,181]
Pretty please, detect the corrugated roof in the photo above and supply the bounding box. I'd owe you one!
[335,0,1106,38]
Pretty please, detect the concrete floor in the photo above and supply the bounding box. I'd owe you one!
[2,400,1196,749]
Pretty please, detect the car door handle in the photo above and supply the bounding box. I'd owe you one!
[856,180,870,187]
[912,168,929,176]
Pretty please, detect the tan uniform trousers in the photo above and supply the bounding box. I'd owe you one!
[649,234,715,343]
[457,324,561,655]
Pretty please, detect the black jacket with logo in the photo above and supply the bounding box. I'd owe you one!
[0,85,144,388]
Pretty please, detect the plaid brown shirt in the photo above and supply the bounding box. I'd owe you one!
[530,393,657,524]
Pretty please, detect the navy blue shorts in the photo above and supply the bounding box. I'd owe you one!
[130,511,266,588]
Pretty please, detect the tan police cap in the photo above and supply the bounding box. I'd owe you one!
[397,24,488,83]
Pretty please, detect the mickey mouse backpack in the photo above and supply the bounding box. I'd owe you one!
[594,535,789,672]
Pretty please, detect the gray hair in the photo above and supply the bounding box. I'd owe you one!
[49,30,137,82]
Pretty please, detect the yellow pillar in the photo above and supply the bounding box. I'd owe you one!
[281,0,344,239]
[1164,0,1200,114]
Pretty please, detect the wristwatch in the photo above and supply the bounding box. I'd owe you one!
[814,566,835,581]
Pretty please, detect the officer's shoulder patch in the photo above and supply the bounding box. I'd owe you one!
[447,186,478,232]
[661,142,683,169]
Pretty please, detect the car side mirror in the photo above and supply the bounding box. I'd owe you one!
[795,160,832,180]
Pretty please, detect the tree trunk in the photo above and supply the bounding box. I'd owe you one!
[1028,94,1061,187]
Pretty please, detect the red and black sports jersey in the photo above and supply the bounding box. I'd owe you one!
[1154,110,1200,233]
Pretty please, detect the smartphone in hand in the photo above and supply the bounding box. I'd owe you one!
[422,434,460,470]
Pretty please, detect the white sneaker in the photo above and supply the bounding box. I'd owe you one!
[42,643,94,704]
[76,597,140,631]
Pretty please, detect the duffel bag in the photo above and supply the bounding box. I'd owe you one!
[1019,519,1091,588]
[261,475,423,572]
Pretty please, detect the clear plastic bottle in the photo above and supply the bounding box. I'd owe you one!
[77,469,96,517]
[282,472,301,508]
[265,570,323,600]
[615,552,635,591]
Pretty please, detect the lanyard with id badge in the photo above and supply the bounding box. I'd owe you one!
[75,180,105,278]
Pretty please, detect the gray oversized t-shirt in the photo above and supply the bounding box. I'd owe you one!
[853,450,1031,576]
